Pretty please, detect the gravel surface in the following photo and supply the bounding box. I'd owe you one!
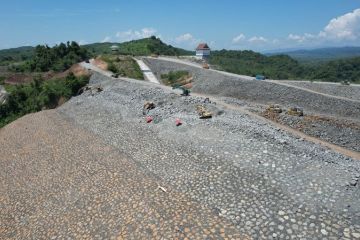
[271,113,360,152]
[0,110,243,239]
[277,81,360,101]
[144,58,360,120]
[52,74,360,239]
[1,70,360,239]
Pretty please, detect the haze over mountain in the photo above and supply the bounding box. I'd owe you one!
[266,47,360,62]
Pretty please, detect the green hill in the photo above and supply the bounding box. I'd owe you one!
[210,50,305,79]
[84,36,193,56]
[0,46,35,65]
[0,37,192,66]
[309,57,360,82]
[210,50,360,83]
[10,42,90,72]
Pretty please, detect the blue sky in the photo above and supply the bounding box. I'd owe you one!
[0,0,359,51]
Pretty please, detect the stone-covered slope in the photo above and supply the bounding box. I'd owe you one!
[144,58,360,120]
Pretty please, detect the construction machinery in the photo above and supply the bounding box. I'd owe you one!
[172,85,190,96]
[287,107,304,116]
[267,104,282,113]
[196,105,212,119]
[202,63,210,69]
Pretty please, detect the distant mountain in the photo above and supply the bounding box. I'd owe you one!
[266,47,360,62]
[84,37,193,56]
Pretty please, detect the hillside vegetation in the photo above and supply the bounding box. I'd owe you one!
[101,55,144,80]
[10,42,89,72]
[0,73,89,128]
[161,70,191,86]
[210,50,360,83]
[210,50,304,80]
[0,46,34,66]
[85,37,192,56]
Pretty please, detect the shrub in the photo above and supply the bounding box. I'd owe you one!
[0,73,89,128]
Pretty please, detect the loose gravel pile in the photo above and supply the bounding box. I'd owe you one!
[55,74,360,239]
[144,58,360,120]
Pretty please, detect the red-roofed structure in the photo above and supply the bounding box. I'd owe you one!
[196,43,210,50]
[195,43,211,59]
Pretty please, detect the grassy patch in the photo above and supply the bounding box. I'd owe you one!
[161,70,191,86]
[0,73,89,128]
[101,55,144,80]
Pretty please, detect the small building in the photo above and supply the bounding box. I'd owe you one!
[195,43,211,60]
[110,45,119,52]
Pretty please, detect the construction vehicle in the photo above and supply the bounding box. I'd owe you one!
[172,85,190,96]
[255,75,265,80]
[267,104,282,113]
[202,63,210,69]
[287,107,304,116]
[196,105,212,119]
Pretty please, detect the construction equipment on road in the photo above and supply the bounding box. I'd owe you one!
[172,85,190,96]
[196,105,213,119]
[267,104,282,113]
[287,107,304,116]
[202,63,210,69]
[143,101,156,115]
[340,80,350,86]
[255,75,266,80]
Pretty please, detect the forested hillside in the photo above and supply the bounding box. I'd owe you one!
[210,50,360,83]
[85,36,193,56]
[10,42,89,72]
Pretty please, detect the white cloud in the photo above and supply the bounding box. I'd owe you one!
[248,36,268,43]
[101,36,111,43]
[288,8,360,44]
[232,34,246,43]
[116,28,157,41]
[320,8,360,40]
[288,34,306,42]
[175,33,195,43]
[78,40,87,45]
